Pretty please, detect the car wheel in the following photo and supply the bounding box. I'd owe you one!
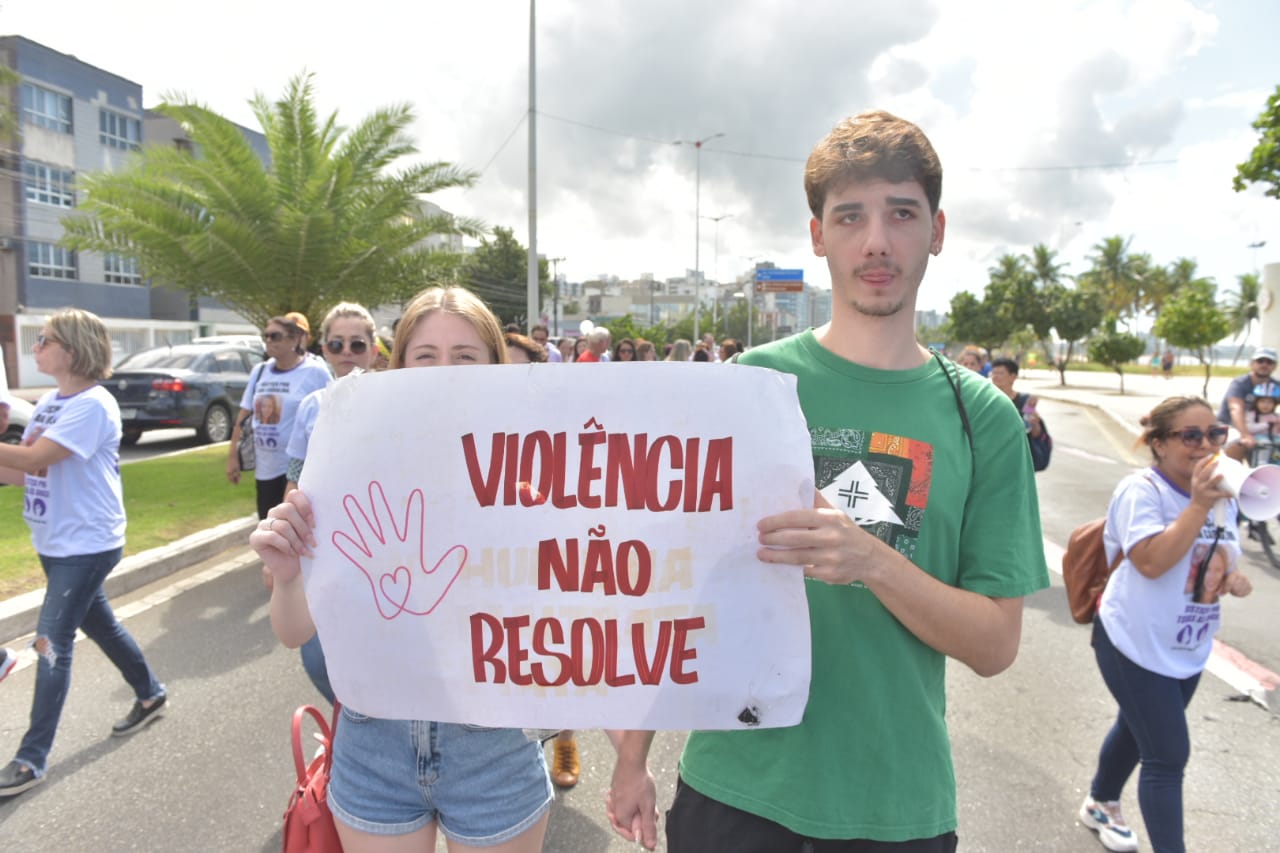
[2,426,22,446]
[121,427,143,447]
[199,403,232,444]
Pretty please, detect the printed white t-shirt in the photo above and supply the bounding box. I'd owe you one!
[22,385,126,557]
[1100,467,1240,679]
[239,358,331,481]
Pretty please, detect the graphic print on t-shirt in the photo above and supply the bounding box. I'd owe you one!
[812,426,933,563]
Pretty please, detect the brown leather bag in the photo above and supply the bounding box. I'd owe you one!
[1062,519,1124,624]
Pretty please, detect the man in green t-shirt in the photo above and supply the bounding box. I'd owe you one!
[607,111,1050,852]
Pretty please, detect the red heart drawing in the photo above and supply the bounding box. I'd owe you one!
[379,566,413,614]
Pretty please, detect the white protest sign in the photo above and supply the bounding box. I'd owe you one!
[299,363,814,730]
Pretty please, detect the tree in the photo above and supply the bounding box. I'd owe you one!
[946,289,1017,353]
[1087,320,1146,394]
[1048,287,1105,386]
[1153,280,1232,398]
[1223,272,1262,363]
[1080,236,1145,322]
[0,64,20,139]
[60,73,480,327]
[457,226,550,325]
[1029,243,1068,290]
[1234,84,1280,199]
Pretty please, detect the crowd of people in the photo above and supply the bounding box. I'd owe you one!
[514,325,744,366]
[0,106,1261,853]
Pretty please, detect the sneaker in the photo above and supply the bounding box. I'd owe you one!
[1079,796,1139,852]
[551,734,581,788]
[0,760,43,797]
[0,649,16,684]
[112,692,167,737]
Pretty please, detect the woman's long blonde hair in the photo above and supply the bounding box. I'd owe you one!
[390,287,508,368]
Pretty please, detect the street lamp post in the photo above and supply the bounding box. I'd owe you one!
[743,255,760,349]
[1249,240,1267,275]
[702,213,733,331]
[675,132,724,341]
[549,256,565,335]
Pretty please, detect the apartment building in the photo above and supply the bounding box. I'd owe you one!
[1,35,158,383]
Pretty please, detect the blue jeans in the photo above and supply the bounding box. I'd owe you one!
[17,548,164,774]
[1090,619,1200,853]
[300,633,334,705]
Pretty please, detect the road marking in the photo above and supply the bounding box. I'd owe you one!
[1042,539,1278,707]
[1058,445,1120,465]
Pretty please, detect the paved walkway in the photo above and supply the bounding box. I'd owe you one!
[1017,366,1234,435]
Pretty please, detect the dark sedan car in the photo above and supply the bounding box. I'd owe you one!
[105,343,265,445]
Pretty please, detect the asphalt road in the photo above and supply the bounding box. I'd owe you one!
[0,398,1277,851]
[119,428,216,464]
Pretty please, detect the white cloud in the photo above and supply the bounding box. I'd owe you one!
[3,0,1277,318]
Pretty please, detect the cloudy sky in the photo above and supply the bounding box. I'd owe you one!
[5,0,1278,315]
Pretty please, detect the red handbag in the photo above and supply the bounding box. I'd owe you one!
[283,703,344,853]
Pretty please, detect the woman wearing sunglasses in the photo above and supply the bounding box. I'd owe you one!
[277,302,379,703]
[226,314,331,520]
[1078,397,1252,853]
[0,309,167,796]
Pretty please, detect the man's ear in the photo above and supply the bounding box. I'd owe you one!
[810,217,826,257]
[930,209,946,256]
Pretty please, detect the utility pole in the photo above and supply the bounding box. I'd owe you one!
[525,0,539,331]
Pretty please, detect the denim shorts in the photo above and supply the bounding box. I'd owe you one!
[327,710,553,845]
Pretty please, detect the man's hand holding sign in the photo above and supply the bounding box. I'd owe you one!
[257,363,814,731]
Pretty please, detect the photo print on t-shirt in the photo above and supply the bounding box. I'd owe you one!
[811,426,932,562]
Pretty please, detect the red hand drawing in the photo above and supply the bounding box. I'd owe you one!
[332,481,468,620]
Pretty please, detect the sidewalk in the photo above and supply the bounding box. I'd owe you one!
[1017,367,1233,435]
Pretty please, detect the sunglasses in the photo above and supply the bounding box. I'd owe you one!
[1255,358,1276,366]
[618,348,635,355]
[1165,426,1229,448]
[35,333,60,347]
[262,331,291,343]
[325,338,369,355]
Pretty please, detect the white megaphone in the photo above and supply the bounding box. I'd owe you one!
[1212,453,1280,525]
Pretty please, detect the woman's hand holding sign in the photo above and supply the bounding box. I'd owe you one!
[250,489,320,648]
[251,490,318,584]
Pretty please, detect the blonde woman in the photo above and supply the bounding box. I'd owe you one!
[0,309,166,796]
[283,302,379,704]
[251,288,552,853]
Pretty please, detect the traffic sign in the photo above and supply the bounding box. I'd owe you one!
[752,267,803,280]
[756,281,805,293]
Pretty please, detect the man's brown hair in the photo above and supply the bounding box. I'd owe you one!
[804,110,943,218]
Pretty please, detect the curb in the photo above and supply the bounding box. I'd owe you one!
[1022,386,1142,437]
[0,515,257,643]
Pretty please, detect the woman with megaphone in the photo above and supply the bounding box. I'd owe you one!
[1078,396,1253,853]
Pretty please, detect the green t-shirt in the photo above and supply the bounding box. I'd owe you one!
[679,331,1050,841]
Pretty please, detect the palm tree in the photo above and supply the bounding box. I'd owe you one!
[60,73,481,326]
[1029,243,1067,289]
[1224,272,1262,363]
[1080,236,1144,323]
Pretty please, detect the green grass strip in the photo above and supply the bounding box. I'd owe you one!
[0,446,256,598]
